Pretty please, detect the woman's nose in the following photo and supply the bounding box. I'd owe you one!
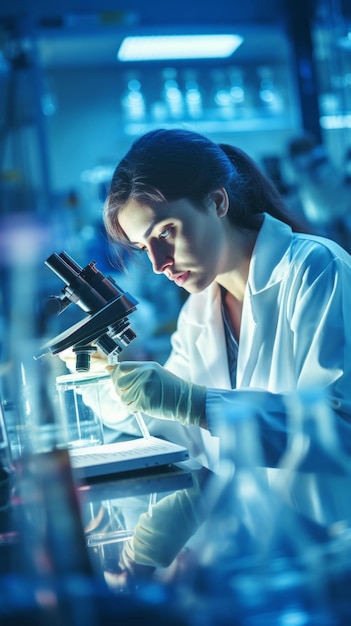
[149,241,173,274]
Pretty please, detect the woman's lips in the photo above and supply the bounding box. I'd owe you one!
[169,271,190,286]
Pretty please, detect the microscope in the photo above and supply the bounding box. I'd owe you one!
[35,251,138,372]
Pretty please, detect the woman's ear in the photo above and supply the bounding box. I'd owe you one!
[210,187,229,217]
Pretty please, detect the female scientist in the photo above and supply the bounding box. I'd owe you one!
[101,127,351,526]
[65,128,351,523]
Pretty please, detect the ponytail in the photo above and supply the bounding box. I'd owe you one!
[220,144,307,233]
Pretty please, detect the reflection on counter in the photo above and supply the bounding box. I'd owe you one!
[80,464,199,590]
[2,391,351,625]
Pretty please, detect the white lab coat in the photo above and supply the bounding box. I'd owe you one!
[162,213,351,525]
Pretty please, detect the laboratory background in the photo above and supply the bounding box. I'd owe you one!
[1,0,351,624]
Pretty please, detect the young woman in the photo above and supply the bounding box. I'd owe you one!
[63,128,351,523]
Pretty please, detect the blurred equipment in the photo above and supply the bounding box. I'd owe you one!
[35,252,138,372]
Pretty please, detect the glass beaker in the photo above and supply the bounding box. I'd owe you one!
[55,372,108,449]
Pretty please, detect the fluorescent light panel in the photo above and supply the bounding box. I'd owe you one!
[117,34,243,61]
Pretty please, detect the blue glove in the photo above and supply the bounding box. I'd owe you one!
[109,361,206,427]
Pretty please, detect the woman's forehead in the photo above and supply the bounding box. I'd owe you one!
[121,197,190,223]
[119,197,197,240]
[119,199,166,240]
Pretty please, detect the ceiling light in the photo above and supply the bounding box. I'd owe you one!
[117,34,243,61]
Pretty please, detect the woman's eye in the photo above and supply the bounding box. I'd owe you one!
[130,244,147,253]
[159,226,172,240]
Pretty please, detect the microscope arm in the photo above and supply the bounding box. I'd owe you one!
[35,294,137,358]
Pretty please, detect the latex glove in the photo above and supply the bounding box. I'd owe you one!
[109,361,206,427]
[58,346,109,374]
[121,472,207,569]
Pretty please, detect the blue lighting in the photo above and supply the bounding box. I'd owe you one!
[117,34,243,61]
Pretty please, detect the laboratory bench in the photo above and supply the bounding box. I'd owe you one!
[0,450,209,625]
[1,448,351,625]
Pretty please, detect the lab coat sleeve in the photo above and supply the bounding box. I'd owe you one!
[288,254,351,394]
[206,387,351,471]
[206,388,288,467]
[288,253,351,426]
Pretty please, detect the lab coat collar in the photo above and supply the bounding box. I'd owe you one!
[237,214,293,385]
[248,213,293,294]
[196,282,232,389]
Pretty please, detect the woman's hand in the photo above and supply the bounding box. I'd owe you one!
[109,361,206,426]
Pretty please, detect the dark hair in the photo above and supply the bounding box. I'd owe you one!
[104,128,303,243]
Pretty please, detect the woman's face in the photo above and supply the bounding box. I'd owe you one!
[118,192,231,294]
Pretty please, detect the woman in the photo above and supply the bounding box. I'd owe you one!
[101,128,351,525]
[58,128,351,523]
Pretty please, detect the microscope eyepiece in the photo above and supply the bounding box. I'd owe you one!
[45,253,81,286]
